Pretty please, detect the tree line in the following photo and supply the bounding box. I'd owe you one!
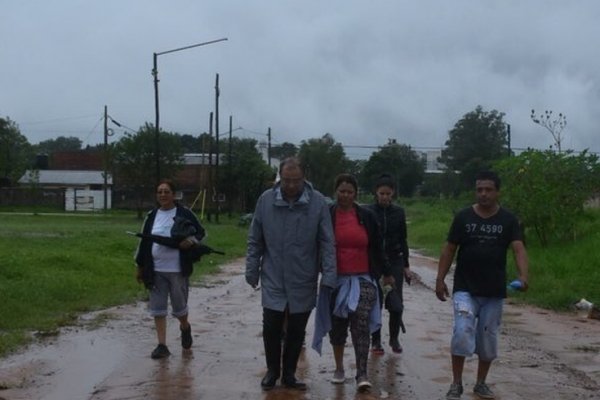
[3,105,600,247]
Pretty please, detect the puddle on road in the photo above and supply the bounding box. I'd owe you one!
[1,258,599,399]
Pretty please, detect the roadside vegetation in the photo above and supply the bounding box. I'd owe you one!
[402,198,600,311]
[0,211,248,357]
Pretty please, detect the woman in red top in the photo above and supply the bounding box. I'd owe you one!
[328,174,393,392]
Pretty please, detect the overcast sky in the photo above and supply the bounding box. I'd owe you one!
[2,1,599,159]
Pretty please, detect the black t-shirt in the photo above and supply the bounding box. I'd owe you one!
[447,206,523,298]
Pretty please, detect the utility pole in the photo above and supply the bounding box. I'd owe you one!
[214,73,220,223]
[507,123,511,156]
[267,127,272,167]
[152,53,161,184]
[152,38,228,185]
[207,112,213,222]
[228,115,233,218]
[103,105,108,212]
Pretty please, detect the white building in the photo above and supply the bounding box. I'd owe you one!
[421,149,445,173]
[18,170,112,211]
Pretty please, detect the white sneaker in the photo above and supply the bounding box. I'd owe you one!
[331,370,345,384]
[357,376,372,392]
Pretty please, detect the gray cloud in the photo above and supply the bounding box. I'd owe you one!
[2,1,599,157]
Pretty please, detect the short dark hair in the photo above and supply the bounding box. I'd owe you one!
[279,157,304,175]
[475,170,501,190]
[334,173,358,192]
[374,173,395,191]
[157,179,176,192]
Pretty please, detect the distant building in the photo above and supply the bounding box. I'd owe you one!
[257,141,279,169]
[175,153,224,193]
[182,153,222,166]
[420,149,445,173]
[18,170,112,211]
[50,150,103,170]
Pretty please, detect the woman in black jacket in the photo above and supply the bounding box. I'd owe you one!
[368,174,411,354]
[135,179,205,359]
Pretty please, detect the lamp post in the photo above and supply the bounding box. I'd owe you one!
[152,38,228,183]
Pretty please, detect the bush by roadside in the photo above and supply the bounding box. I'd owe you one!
[402,198,600,311]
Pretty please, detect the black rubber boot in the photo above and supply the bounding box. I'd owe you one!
[281,330,307,390]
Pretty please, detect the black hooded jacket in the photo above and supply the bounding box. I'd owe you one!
[366,202,409,268]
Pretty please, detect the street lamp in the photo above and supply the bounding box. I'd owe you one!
[152,38,228,183]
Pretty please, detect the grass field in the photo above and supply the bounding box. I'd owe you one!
[1,199,599,358]
[0,211,249,357]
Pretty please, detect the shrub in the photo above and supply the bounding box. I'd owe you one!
[495,149,600,246]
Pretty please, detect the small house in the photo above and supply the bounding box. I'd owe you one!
[18,170,112,211]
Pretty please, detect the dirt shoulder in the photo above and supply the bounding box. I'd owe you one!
[1,255,599,400]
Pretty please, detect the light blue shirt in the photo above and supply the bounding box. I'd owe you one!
[311,274,381,355]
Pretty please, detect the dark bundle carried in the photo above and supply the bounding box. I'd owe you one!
[128,216,224,262]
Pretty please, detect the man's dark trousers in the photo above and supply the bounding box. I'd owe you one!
[263,307,311,381]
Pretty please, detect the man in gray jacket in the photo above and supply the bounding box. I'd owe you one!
[246,157,337,391]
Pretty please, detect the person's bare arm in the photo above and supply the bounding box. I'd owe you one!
[435,242,457,301]
[511,240,529,291]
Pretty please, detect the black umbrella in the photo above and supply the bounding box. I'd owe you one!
[127,231,225,256]
[127,215,225,260]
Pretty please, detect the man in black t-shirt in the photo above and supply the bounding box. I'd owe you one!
[435,171,529,400]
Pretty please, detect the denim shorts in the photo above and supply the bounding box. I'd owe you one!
[148,271,189,318]
[451,291,503,361]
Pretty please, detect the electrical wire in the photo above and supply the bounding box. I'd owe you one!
[107,116,137,133]
[80,116,104,145]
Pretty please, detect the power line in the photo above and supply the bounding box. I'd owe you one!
[17,114,100,126]
[216,126,243,138]
[81,116,104,145]
[237,127,269,137]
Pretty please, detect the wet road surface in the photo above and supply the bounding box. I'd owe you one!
[1,255,600,399]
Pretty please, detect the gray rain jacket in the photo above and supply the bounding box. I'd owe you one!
[245,181,337,313]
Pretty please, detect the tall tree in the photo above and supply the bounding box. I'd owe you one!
[178,133,203,153]
[35,136,82,154]
[270,142,298,160]
[361,142,425,197]
[298,133,349,196]
[112,123,184,217]
[221,137,275,212]
[440,105,509,188]
[0,117,32,186]
[530,109,567,153]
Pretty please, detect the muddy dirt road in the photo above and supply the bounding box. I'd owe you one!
[1,254,599,400]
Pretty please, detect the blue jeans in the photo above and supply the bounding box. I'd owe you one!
[451,291,503,361]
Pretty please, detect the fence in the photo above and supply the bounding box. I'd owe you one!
[0,187,65,208]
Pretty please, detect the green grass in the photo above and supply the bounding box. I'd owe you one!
[402,197,463,257]
[0,211,248,357]
[403,198,600,311]
[2,201,600,357]
[521,231,600,309]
